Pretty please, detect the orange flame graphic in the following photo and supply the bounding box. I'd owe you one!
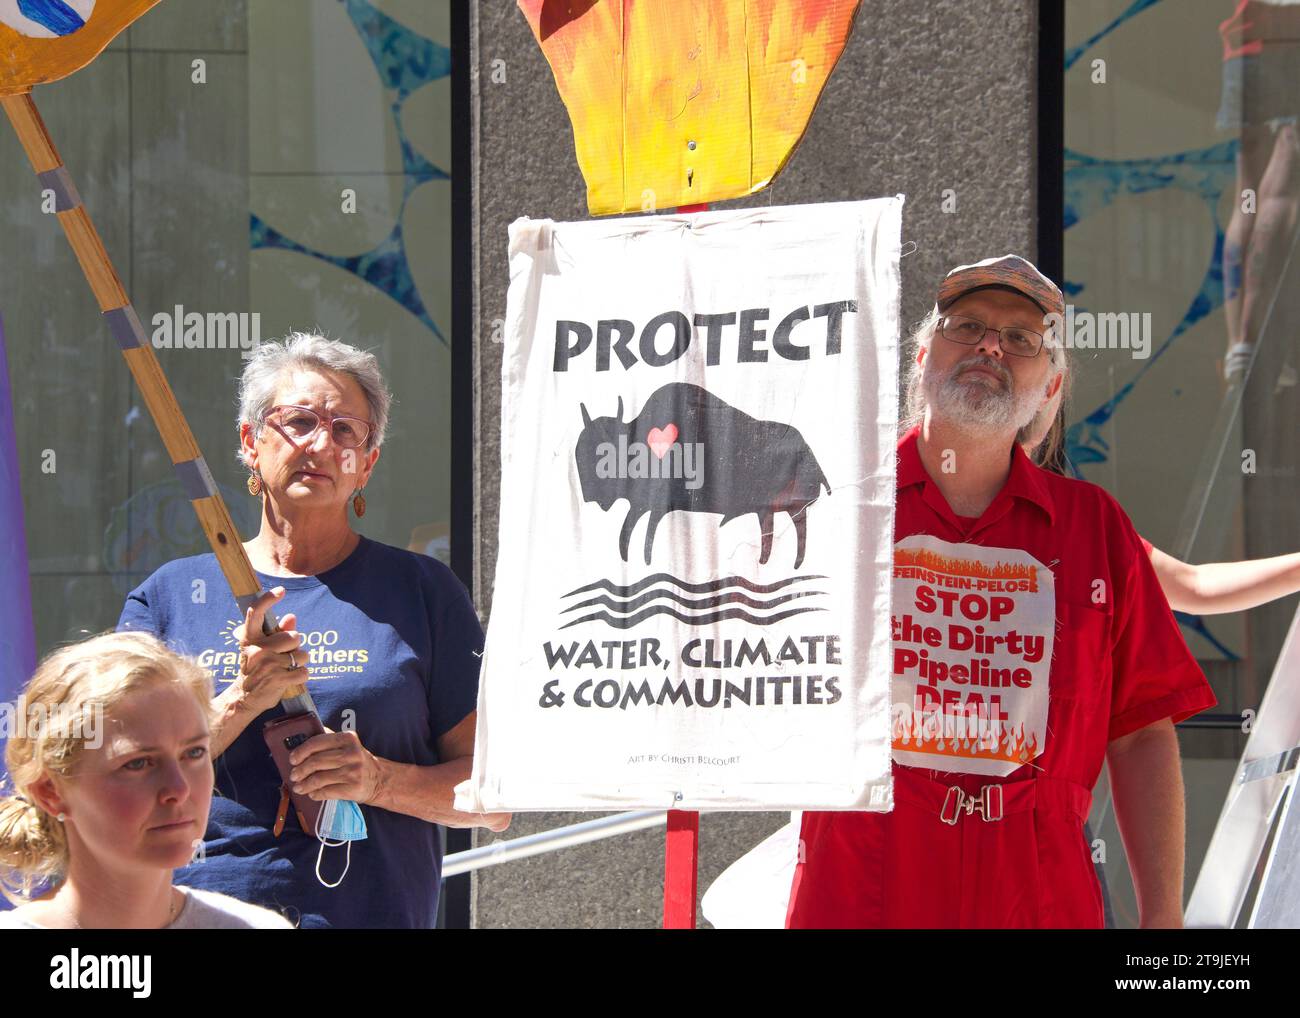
[893,712,1040,764]
[894,546,1038,590]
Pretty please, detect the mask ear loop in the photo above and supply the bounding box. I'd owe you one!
[314,801,352,889]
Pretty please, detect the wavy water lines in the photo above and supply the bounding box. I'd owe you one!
[564,586,826,615]
[562,573,826,598]
[559,572,828,629]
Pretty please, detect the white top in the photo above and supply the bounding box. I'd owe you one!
[0,886,295,929]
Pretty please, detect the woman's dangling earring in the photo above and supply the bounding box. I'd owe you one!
[247,472,262,496]
[352,489,366,518]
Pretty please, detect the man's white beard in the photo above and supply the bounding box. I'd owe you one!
[923,355,1044,434]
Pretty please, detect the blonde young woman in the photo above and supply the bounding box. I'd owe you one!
[0,631,293,928]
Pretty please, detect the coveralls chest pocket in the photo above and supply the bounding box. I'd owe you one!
[1049,597,1113,709]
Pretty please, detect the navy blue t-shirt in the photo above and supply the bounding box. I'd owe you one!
[117,537,483,929]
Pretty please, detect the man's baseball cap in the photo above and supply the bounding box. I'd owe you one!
[936,254,1065,320]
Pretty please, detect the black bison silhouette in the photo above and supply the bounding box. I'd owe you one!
[574,382,830,567]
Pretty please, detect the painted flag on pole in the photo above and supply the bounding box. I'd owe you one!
[0,314,37,783]
[1,0,161,95]
[455,197,902,812]
[1,0,96,38]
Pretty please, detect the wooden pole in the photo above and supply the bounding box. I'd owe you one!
[1,90,308,706]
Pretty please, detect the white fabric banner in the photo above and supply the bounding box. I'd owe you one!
[455,197,903,812]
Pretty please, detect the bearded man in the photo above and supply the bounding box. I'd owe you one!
[785,256,1217,929]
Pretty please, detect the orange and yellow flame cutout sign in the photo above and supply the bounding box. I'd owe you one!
[518,0,862,215]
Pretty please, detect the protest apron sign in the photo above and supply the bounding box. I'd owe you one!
[455,197,902,812]
[890,535,1055,776]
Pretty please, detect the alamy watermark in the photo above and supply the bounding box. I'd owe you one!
[594,435,704,490]
[0,696,103,748]
[1044,305,1152,360]
[50,950,150,998]
[151,305,261,357]
[891,703,1004,751]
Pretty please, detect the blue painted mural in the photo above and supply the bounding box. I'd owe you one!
[1063,0,1244,657]
[250,0,450,343]
[1062,142,1238,473]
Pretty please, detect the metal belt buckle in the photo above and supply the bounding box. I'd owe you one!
[973,783,1004,822]
[940,784,1004,824]
[940,785,964,824]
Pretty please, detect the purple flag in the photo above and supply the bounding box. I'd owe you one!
[0,313,38,780]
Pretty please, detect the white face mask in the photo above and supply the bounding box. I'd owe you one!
[313,799,367,888]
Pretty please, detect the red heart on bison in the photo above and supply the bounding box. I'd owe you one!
[646,424,678,458]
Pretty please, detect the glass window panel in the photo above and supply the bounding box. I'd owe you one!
[1065,0,1300,927]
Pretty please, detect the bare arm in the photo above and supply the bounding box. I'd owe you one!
[369,712,510,830]
[211,683,268,758]
[1106,718,1186,928]
[1148,547,1300,615]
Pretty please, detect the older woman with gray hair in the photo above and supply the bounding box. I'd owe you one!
[117,332,508,928]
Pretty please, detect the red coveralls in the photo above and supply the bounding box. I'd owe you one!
[786,428,1218,928]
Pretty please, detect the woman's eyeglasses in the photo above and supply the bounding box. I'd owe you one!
[263,405,372,449]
